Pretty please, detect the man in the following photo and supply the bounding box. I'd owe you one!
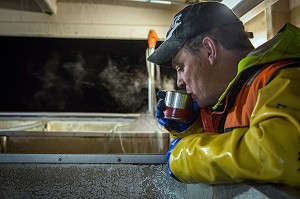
[147,2,300,188]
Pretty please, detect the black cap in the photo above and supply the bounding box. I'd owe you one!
[147,2,243,65]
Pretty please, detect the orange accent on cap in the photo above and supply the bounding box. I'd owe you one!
[147,30,158,48]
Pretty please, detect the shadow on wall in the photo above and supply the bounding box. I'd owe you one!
[0,37,176,113]
[0,0,42,13]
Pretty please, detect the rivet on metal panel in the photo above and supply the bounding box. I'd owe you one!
[117,157,122,162]
[58,156,62,162]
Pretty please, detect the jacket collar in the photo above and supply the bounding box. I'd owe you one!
[212,23,300,110]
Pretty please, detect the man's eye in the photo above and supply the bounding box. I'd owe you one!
[176,67,183,72]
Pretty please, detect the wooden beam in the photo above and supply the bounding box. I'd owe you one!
[234,0,279,24]
[233,0,264,18]
[35,0,57,15]
[266,0,290,39]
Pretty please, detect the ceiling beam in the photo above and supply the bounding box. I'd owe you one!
[35,0,57,15]
[266,0,290,39]
[234,0,280,23]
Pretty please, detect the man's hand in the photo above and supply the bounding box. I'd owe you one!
[155,90,200,132]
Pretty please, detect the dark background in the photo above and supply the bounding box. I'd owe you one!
[0,36,175,113]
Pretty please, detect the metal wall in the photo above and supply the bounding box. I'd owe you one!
[0,159,299,199]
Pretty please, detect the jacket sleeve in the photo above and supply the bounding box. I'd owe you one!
[169,67,300,188]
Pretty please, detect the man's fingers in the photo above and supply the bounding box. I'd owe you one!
[157,90,166,99]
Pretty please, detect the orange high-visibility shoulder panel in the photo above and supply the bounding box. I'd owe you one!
[224,59,300,131]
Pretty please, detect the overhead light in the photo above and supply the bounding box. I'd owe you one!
[126,0,243,7]
[221,0,243,9]
[125,0,184,5]
[150,0,172,5]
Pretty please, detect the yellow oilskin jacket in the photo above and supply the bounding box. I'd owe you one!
[168,23,300,188]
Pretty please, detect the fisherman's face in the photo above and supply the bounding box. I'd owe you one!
[172,46,221,108]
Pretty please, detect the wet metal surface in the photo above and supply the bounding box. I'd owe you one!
[0,164,211,199]
[0,162,299,199]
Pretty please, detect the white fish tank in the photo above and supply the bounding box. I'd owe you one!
[0,112,169,154]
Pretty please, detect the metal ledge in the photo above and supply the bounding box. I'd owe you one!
[0,112,140,122]
[0,154,167,164]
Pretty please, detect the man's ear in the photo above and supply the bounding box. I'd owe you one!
[202,37,217,65]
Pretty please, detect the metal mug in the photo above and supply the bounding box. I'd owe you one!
[163,90,193,122]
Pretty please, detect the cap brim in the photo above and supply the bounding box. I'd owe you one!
[147,40,183,66]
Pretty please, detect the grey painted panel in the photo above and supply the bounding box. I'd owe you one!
[0,154,167,164]
[0,164,212,199]
[0,163,299,199]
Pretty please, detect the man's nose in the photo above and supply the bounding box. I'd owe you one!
[177,77,186,88]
